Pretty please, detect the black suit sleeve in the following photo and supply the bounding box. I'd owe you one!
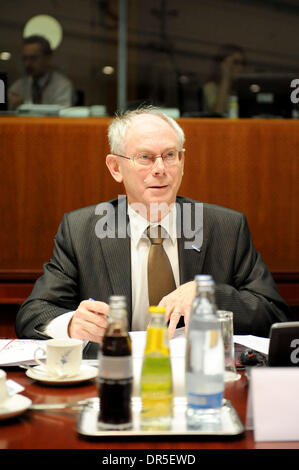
[214,213,290,337]
[15,214,80,339]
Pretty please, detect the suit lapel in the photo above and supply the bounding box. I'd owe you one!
[99,196,132,325]
[177,197,207,283]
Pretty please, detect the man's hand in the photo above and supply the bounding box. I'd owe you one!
[158,280,196,338]
[68,299,109,343]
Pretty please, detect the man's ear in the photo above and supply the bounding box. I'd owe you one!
[106,154,123,183]
[180,149,185,176]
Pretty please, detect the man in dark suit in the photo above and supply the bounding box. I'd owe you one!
[15,107,289,357]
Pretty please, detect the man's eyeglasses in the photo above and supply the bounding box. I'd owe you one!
[22,54,43,62]
[113,149,184,167]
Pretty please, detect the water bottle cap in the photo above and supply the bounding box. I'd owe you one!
[195,274,214,283]
[194,274,212,281]
[194,275,215,290]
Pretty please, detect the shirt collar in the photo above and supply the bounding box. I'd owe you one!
[31,72,50,87]
[128,203,177,247]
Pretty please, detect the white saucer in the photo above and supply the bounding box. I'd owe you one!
[25,364,97,385]
[0,394,32,420]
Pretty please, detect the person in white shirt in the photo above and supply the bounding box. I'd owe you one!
[8,35,74,110]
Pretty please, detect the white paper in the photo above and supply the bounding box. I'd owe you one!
[0,339,46,366]
[0,333,266,367]
[250,367,299,441]
[233,335,270,355]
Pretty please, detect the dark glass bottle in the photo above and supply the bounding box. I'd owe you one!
[98,295,133,430]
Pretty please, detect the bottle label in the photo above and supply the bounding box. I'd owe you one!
[187,391,223,409]
[99,355,132,380]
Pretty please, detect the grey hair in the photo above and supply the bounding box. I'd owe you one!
[107,105,185,155]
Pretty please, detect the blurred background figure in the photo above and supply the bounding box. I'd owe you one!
[203,44,246,115]
[8,35,74,110]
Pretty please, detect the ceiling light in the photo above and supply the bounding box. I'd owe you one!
[102,66,114,75]
[23,15,63,50]
[0,52,11,61]
[250,83,261,93]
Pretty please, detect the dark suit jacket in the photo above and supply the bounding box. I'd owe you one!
[15,196,290,358]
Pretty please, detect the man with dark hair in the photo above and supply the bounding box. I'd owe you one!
[8,34,74,109]
[23,35,53,56]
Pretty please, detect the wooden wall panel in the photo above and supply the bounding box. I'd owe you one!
[178,118,298,272]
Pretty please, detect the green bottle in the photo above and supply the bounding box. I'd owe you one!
[140,306,173,430]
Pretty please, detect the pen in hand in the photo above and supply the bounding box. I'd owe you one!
[89,298,109,318]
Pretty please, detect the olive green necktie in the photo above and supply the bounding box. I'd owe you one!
[147,225,176,306]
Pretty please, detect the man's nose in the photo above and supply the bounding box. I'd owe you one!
[151,156,166,173]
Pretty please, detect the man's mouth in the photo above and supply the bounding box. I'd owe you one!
[149,185,168,189]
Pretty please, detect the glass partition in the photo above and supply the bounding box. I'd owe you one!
[1,0,298,117]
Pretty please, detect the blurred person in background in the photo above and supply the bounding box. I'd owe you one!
[8,35,74,110]
[203,44,246,115]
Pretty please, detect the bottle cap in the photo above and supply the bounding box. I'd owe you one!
[195,274,214,284]
[194,275,215,290]
[109,295,127,309]
[148,306,166,314]
[194,274,212,281]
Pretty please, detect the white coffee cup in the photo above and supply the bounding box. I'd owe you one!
[34,339,83,378]
[0,369,9,404]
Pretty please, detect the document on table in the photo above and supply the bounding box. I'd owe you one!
[130,328,270,357]
[233,335,270,355]
[0,339,46,366]
[0,331,269,367]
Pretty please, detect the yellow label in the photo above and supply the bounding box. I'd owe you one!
[144,327,170,357]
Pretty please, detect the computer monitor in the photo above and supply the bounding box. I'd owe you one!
[177,73,204,117]
[0,72,8,111]
[234,73,295,118]
[268,322,299,367]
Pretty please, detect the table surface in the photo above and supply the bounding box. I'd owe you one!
[0,367,298,452]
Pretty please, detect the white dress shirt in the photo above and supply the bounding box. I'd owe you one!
[129,204,179,330]
[9,70,74,109]
[44,204,179,338]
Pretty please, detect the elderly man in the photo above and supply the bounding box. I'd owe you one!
[8,35,74,110]
[16,107,289,357]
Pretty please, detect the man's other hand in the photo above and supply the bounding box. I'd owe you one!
[159,280,196,338]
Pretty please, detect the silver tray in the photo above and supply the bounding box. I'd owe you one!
[77,397,244,438]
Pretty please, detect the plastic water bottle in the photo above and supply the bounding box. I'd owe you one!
[185,275,224,429]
